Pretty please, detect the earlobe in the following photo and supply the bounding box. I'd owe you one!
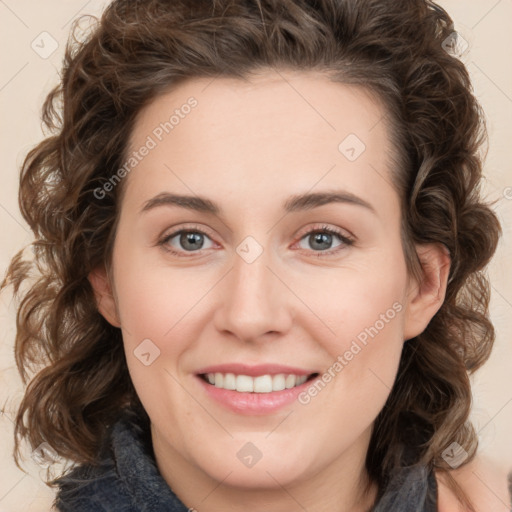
[88,266,121,328]
[403,243,451,341]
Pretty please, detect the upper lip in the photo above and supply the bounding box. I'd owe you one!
[195,363,317,377]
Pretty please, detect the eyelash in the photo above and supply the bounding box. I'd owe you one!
[158,224,354,258]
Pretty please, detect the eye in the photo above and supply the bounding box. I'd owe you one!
[159,225,216,256]
[295,225,354,256]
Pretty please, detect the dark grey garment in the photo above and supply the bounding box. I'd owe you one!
[54,411,437,512]
[371,465,437,512]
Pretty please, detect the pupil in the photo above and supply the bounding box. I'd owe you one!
[311,232,331,250]
[181,232,203,251]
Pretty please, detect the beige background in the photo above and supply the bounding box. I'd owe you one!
[1,0,511,510]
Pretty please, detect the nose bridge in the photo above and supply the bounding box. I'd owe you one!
[214,236,291,341]
[234,242,273,302]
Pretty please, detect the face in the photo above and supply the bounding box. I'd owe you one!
[93,69,446,494]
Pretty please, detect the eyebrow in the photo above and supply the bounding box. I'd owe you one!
[140,190,376,215]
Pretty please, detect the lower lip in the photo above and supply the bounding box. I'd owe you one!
[197,375,316,415]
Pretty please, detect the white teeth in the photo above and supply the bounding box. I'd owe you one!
[272,374,286,391]
[223,373,236,390]
[253,375,273,393]
[296,375,308,386]
[203,372,310,392]
[236,375,254,392]
[285,374,296,389]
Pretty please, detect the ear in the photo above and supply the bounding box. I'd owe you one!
[403,243,451,341]
[88,265,121,328]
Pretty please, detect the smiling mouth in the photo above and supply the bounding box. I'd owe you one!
[199,372,319,393]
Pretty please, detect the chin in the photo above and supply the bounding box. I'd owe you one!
[205,458,308,489]
[192,439,316,489]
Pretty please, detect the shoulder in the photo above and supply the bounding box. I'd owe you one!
[435,455,511,512]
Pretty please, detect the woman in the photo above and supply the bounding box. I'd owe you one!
[2,0,508,510]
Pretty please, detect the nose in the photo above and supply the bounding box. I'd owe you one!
[213,241,293,344]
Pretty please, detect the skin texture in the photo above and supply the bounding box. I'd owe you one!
[89,69,451,512]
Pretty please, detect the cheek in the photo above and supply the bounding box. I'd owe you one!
[296,250,408,406]
[111,251,197,425]
[300,259,408,358]
[111,245,203,349]
[294,275,407,450]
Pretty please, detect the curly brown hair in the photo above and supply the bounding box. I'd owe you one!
[2,0,501,505]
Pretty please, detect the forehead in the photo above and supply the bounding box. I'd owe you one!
[129,68,390,153]
[123,69,399,219]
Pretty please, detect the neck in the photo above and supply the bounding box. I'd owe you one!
[152,425,379,512]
